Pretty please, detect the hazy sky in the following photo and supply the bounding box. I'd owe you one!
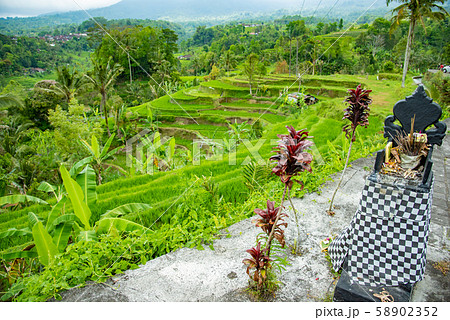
[0,0,122,17]
[0,0,391,18]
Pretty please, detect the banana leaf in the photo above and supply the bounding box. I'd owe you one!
[60,165,91,229]
[28,212,42,226]
[52,221,74,252]
[99,133,116,159]
[47,213,76,234]
[0,194,48,207]
[1,250,37,261]
[32,221,59,267]
[91,135,100,159]
[76,165,97,204]
[0,227,32,239]
[101,203,151,218]
[77,230,98,242]
[37,181,56,194]
[69,156,93,177]
[46,197,67,229]
[96,218,149,235]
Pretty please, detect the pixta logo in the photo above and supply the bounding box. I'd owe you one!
[125,129,173,175]
[126,131,324,175]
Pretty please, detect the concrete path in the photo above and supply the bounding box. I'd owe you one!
[55,120,450,302]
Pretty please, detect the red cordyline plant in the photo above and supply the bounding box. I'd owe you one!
[270,126,313,187]
[342,84,371,141]
[243,125,313,292]
[243,242,271,289]
[327,84,372,215]
[254,200,288,248]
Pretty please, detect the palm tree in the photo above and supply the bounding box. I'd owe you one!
[85,56,124,136]
[0,93,24,110]
[0,93,25,118]
[387,0,448,87]
[288,20,306,76]
[220,50,237,76]
[305,38,322,76]
[286,23,293,75]
[243,53,260,95]
[41,65,86,103]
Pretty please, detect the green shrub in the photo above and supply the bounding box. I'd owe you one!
[378,73,402,81]
[423,71,450,115]
[382,61,395,73]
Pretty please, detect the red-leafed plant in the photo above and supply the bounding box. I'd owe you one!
[327,84,372,215]
[254,200,288,248]
[243,242,271,289]
[270,126,313,186]
[243,125,313,295]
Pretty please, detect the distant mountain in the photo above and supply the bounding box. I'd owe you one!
[61,0,392,21]
[0,0,403,36]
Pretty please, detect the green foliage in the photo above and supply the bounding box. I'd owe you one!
[60,165,91,229]
[80,133,124,184]
[31,221,58,267]
[423,71,450,115]
[242,161,270,192]
[0,34,70,76]
[48,102,93,161]
[0,194,49,207]
[1,18,419,300]
[6,179,265,301]
[76,165,97,204]
[94,26,178,82]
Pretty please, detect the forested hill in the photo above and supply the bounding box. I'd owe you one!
[0,0,398,36]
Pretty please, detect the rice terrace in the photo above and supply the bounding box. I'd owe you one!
[0,0,449,306]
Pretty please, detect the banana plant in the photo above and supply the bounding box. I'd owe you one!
[80,133,126,184]
[0,164,149,268]
[61,164,151,241]
[139,132,164,171]
[0,194,48,208]
[0,167,85,263]
[227,120,250,145]
[0,165,83,265]
[0,200,72,266]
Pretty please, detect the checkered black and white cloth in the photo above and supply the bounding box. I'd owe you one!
[328,178,433,286]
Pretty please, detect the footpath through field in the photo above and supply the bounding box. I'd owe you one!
[54,119,450,302]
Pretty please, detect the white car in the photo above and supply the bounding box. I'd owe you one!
[442,65,450,73]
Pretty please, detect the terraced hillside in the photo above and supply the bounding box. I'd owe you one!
[0,74,417,260]
[128,74,365,148]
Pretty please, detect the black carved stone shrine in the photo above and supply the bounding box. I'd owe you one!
[372,85,447,189]
[330,85,446,302]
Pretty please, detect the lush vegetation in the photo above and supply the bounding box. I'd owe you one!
[0,2,449,301]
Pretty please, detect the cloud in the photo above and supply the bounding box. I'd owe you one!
[0,0,121,17]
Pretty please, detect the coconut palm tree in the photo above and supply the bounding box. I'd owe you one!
[85,56,124,136]
[220,50,237,76]
[387,0,448,87]
[0,94,24,111]
[41,65,86,103]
